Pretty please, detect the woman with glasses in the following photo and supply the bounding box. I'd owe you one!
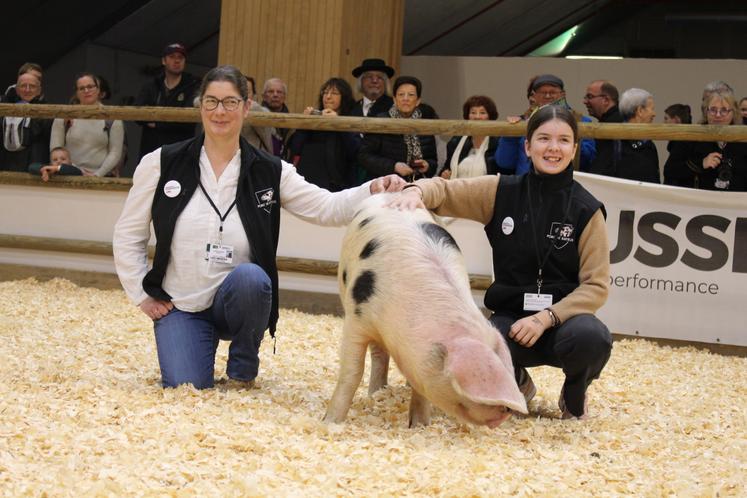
[664,91,746,191]
[358,75,438,181]
[287,78,360,191]
[113,65,405,390]
[440,95,500,179]
[47,72,124,177]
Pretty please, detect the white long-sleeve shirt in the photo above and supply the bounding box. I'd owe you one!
[113,146,370,310]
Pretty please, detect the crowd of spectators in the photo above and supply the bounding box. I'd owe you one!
[1,48,746,192]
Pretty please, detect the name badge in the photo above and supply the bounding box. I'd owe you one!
[205,243,234,264]
[523,293,553,311]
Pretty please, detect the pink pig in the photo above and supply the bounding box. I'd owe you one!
[324,194,528,427]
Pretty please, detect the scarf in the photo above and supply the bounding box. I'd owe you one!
[3,116,30,152]
[388,105,423,163]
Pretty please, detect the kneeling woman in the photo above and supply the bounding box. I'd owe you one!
[393,106,612,419]
[113,65,403,389]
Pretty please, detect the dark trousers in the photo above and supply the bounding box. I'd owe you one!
[489,312,612,417]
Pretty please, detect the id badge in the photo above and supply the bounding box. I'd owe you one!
[205,243,234,264]
[523,293,553,311]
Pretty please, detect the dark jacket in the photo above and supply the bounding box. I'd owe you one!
[663,140,747,191]
[145,135,283,334]
[134,71,200,159]
[357,112,438,181]
[442,136,499,176]
[350,95,394,117]
[484,167,604,316]
[288,129,360,191]
[0,93,51,172]
[616,139,660,184]
[586,106,624,176]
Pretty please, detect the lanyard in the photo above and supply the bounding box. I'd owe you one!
[198,180,237,245]
[525,175,575,294]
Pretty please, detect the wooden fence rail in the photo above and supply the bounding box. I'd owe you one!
[1,103,746,142]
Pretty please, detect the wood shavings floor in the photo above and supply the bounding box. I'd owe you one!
[0,278,745,497]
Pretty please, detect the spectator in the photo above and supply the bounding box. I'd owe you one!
[740,97,747,125]
[665,91,746,191]
[440,95,499,179]
[238,73,273,152]
[350,58,394,118]
[616,88,659,183]
[496,74,595,175]
[29,146,83,181]
[583,80,623,177]
[50,72,125,177]
[261,77,290,156]
[358,76,438,181]
[288,78,360,191]
[112,64,405,389]
[0,70,51,172]
[393,105,612,420]
[134,42,200,160]
[663,104,692,125]
[2,62,43,102]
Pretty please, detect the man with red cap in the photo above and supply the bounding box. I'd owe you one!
[134,42,200,159]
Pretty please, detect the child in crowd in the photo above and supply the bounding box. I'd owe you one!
[28,146,84,182]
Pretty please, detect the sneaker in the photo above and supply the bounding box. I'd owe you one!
[558,387,587,420]
[517,368,536,404]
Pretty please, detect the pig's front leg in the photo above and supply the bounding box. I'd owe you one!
[408,388,432,427]
[324,324,369,423]
[368,342,390,395]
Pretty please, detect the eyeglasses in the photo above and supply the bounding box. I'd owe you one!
[584,93,607,101]
[201,96,243,111]
[77,84,98,92]
[533,90,562,98]
[18,83,40,90]
[707,107,733,116]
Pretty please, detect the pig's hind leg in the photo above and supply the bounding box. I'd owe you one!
[324,319,370,423]
[368,343,390,395]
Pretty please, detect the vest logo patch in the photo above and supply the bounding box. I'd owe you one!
[547,222,575,249]
[255,188,277,213]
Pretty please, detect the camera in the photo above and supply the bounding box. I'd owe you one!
[717,157,733,183]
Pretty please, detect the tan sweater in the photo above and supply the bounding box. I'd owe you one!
[414,175,609,323]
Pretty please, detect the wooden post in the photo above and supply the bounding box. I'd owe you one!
[218,0,405,112]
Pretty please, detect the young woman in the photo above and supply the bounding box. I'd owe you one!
[288,77,360,191]
[49,72,124,177]
[392,105,612,419]
[113,65,404,389]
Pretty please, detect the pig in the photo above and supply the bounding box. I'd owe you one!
[323,193,528,427]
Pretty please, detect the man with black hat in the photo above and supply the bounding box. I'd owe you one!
[350,58,395,117]
[134,42,200,159]
[495,74,595,175]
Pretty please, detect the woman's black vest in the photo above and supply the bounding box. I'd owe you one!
[484,168,604,316]
[142,135,283,334]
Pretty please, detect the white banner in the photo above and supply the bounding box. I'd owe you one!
[576,173,747,346]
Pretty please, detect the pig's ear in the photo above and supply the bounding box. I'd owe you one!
[444,337,528,414]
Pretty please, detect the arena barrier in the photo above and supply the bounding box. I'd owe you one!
[1,104,746,347]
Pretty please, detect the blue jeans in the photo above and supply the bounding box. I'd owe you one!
[153,263,272,389]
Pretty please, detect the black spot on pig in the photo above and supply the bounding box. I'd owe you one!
[342,269,347,286]
[419,223,460,251]
[352,270,376,306]
[358,217,373,229]
[360,239,380,259]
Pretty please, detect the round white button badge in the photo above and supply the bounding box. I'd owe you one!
[501,216,514,235]
[163,180,181,198]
